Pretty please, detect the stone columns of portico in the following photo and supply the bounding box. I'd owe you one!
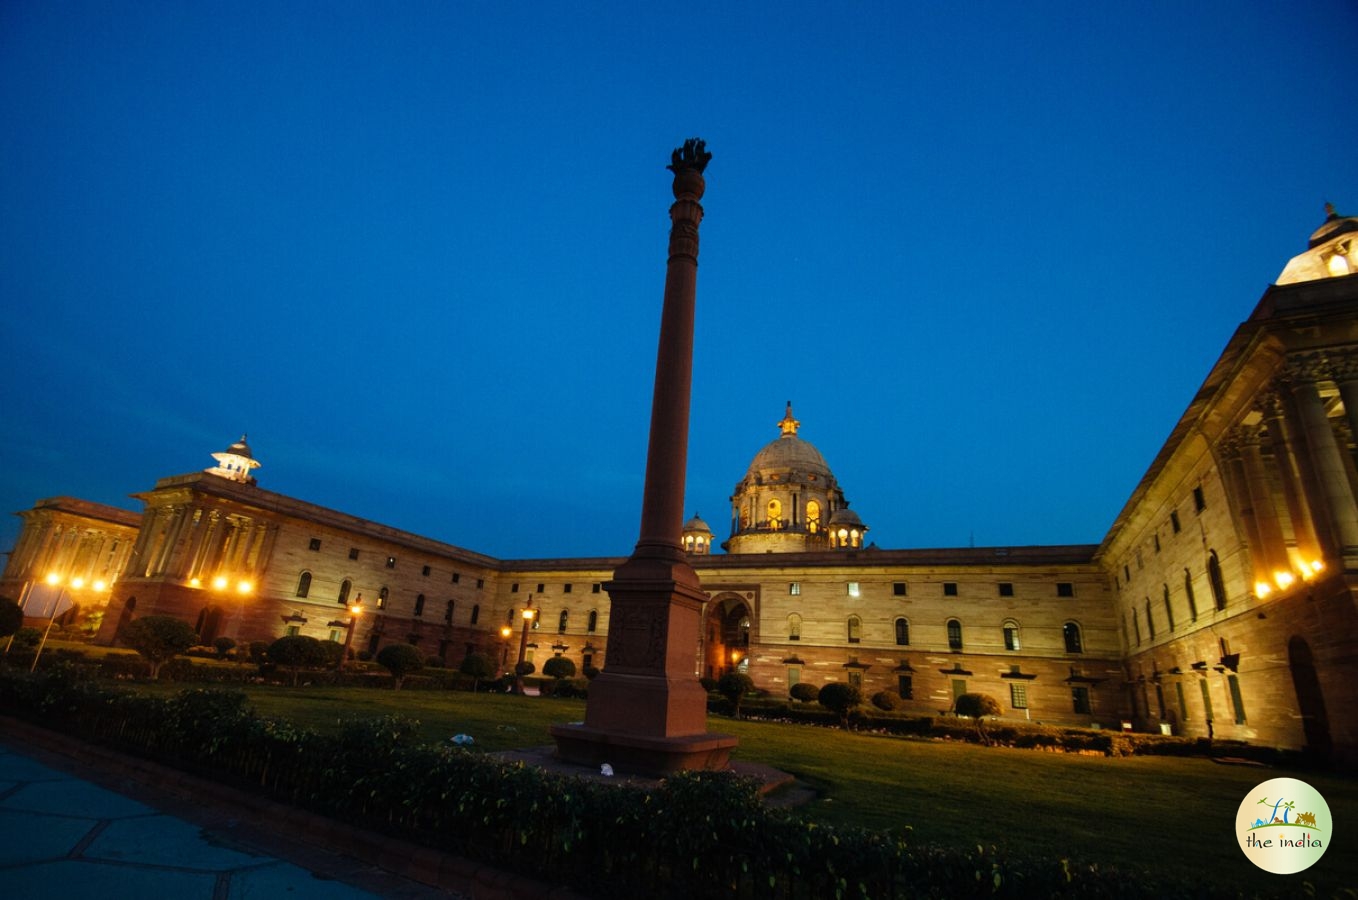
[1282,354,1358,561]
[1331,349,1358,449]
[1259,390,1320,563]
[1235,426,1291,578]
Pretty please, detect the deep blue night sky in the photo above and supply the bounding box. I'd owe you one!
[2,1,1355,560]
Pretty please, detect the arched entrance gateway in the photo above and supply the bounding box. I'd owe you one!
[1288,636,1332,756]
[704,593,752,679]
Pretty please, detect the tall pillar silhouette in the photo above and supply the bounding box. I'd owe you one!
[551,139,736,775]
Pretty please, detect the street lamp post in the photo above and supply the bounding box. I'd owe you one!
[499,624,512,672]
[515,601,537,694]
[336,596,363,672]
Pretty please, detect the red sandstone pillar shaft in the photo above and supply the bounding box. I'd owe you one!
[635,141,709,556]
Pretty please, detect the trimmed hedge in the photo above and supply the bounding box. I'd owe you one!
[0,669,1264,899]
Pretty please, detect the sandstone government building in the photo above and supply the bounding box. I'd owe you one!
[5,208,1358,764]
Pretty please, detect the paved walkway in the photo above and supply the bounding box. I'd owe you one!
[0,732,471,899]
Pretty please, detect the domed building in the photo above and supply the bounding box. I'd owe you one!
[723,402,867,553]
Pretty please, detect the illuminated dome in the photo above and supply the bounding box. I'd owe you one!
[682,514,714,555]
[724,403,867,554]
[1276,204,1358,284]
[205,434,261,484]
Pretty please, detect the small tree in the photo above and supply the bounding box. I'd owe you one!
[268,635,331,686]
[0,597,23,656]
[542,656,577,681]
[954,692,1003,745]
[717,672,756,718]
[212,636,237,660]
[459,651,497,692]
[377,643,425,690]
[789,682,820,703]
[120,615,199,679]
[817,682,863,727]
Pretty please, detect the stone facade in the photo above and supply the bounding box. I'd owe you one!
[4,210,1356,760]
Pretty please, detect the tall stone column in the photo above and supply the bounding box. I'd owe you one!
[1284,354,1358,561]
[552,140,737,775]
[1331,350,1358,450]
[1260,390,1319,562]
[1237,427,1290,578]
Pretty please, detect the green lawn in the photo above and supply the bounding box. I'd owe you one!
[129,682,1358,894]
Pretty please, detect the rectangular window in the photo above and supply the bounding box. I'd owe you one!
[1003,624,1020,651]
[422,565,431,576]
[592,583,601,593]
[1153,534,1161,553]
[951,679,967,703]
[537,583,545,593]
[1170,510,1182,533]
[998,582,1014,597]
[452,572,461,584]
[328,628,340,643]
[1057,582,1074,597]
[943,582,958,597]
[564,584,573,594]
[511,583,519,593]
[1199,679,1214,721]
[1176,681,1189,720]
[789,582,801,595]
[1227,675,1246,725]
[1193,486,1206,513]
[847,670,863,688]
[847,582,860,597]
[1009,683,1029,709]
[476,578,484,590]
[386,556,396,569]
[1072,686,1091,715]
[286,624,300,637]
[897,675,913,699]
[787,667,800,690]
[892,582,907,596]
[308,538,321,551]
[349,547,360,560]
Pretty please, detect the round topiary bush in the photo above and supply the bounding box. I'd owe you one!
[542,656,577,680]
[716,672,756,717]
[789,682,820,703]
[817,682,863,727]
[582,665,600,680]
[871,689,904,712]
[376,643,425,690]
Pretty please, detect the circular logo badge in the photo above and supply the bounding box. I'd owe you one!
[1236,777,1331,874]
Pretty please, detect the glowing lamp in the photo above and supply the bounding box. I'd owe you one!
[189,577,202,588]
[70,577,85,589]
[1254,582,1272,598]
[45,573,61,585]
[1310,560,1325,574]
[348,600,363,616]
[93,580,107,591]
[522,608,536,621]
[212,576,229,590]
[237,580,253,594]
[500,625,512,638]
[1273,571,1295,590]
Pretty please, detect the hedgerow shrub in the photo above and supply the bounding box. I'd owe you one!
[871,689,904,711]
[789,682,819,703]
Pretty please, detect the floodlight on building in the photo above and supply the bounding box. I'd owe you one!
[189,577,202,588]
[213,575,229,590]
[70,577,85,589]
[1274,571,1295,591]
[1310,560,1325,574]
[1255,581,1272,598]
[237,580,253,594]
[45,573,60,586]
[92,579,107,591]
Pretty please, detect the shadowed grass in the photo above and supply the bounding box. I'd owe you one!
[128,683,1358,893]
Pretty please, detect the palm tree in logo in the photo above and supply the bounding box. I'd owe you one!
[1257,797,1296,824]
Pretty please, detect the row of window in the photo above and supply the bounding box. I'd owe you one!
[1128,551,1228,646]
[1118,486,1208,585]
[510,582,603,594]
[1136,672,1247,726]
[503,606,601,634]
[787,614,1085,653]
[303,539,485,587]
[793,581,1077,598]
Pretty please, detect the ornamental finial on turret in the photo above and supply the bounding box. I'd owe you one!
[1325,201,1337,219]
[778,401,800,437]
[667,138,711,174]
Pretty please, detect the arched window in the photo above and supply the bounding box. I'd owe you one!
[1207,551,1227,611]
[849,528,861,548]
[1162,584,1174,631]
[587,609,598,633]
[337,579,351,606]
[378,586,389,610]
[470,603,480,625]
[1062,621,1083,653]
[806,500,821,533]
[1002,619,1021,651]
[767,499,782,529]
[444,600,454,624]
[946,618,963,650]
[531,607,541,630]
[847,615,861,644]
[558,609,569,633]
[413,593,425,617]
[1132,609,1141,645]
[894,617,909,646]
[1144,599,1154,639]
[295,571,311,598]
[788,613,802,641]
[1183,569,1198,621]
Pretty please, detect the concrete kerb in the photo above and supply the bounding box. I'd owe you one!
[0,716,588,900]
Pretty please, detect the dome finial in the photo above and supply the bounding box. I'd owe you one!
[778,401,800,437]
[1325,201,1337,219]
